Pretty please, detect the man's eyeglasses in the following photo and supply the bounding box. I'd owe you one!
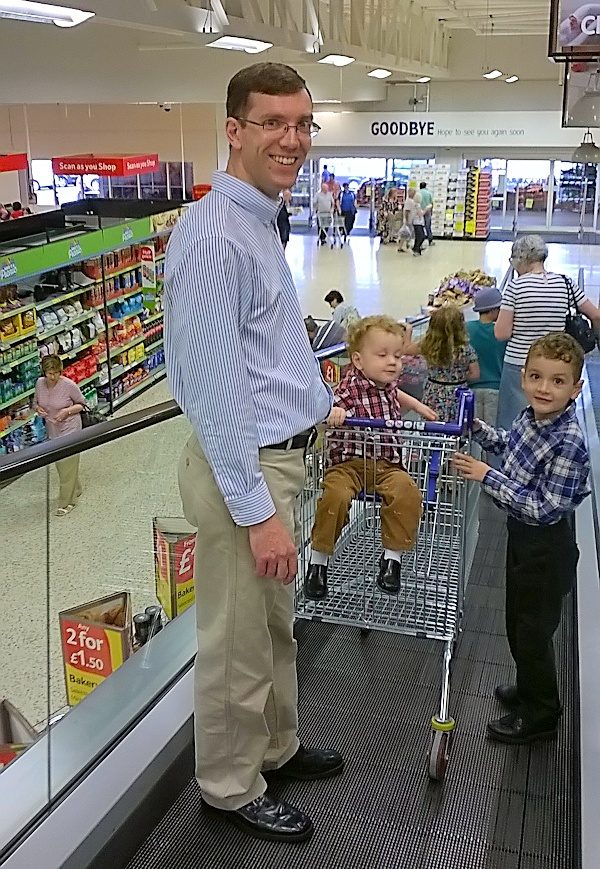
[236,117,321,138]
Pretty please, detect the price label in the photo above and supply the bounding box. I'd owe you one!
[63,623,113,676]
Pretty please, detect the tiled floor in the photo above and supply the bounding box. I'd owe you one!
[1,232,598,730]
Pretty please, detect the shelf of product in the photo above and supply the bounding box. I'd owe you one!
[0,204,181,450]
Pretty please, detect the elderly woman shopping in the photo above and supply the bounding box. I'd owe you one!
[495,234,600,429]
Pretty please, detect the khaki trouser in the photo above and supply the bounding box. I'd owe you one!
[311,458,422,556]
[178,433,306,810]
[55,455,82,508]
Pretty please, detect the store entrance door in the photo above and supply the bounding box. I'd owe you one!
[506,160,550,235]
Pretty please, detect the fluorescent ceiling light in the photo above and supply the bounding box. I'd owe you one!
[416,76,431,83]
[505,75,519,83]
[207,35,272,53]
[0,0,94,26]
[368,68,392,79]
[318,54,355,67]
[483,69,503,80]
[315,99,341,104]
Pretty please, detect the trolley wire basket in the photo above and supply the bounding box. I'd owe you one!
[296,389,479,780]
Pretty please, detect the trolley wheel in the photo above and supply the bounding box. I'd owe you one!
[428,718,455,782]
[360,627,371,637]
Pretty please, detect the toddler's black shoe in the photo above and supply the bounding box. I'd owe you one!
[304,563,328,600]
[377,558,401,594]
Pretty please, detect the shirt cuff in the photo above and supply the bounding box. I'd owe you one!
[482,467,504,495]
[225,479,276,527]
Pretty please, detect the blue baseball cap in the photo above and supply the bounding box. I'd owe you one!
[473,286,502,313]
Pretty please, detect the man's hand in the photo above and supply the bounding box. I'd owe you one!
[326,406,347,427]
[453,452,490,482]
[248,514,297,584]
[415,401,437,421]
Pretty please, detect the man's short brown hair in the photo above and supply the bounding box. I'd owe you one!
[348,316,406,357]
[226,63,311,119]
[525,332,584,381]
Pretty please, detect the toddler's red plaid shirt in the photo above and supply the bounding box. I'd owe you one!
[328,366,404,466]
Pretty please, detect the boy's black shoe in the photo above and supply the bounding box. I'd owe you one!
[377,558,401,594]
[304,563,327,600]
[495,684,519,711]
[202,792,313,842]
[487,712,558,745]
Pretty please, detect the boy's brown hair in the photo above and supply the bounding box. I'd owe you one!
[348,315,406,357]
[525,332,584,381]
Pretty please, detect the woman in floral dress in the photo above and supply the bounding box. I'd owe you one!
[377,187,403,244]
[405,306,480,422]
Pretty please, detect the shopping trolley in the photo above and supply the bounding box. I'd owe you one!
[296,390,478,781]
[318,213,346,248]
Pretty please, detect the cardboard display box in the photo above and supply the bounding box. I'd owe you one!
[153,517,196,620]
[0,699,38,770]
[59,592,132,707]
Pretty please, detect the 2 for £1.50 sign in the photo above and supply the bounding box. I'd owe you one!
[61,621,125,705]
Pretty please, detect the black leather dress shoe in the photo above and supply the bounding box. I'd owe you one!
[270,744,345,780]
[202,792,313,842]
[487,712,558,745]
[377,558,401,594]
[495,684,519,711]
[304,563,327,600]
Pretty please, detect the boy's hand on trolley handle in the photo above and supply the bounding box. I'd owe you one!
[414,401,438,422]
[326,406,348,427]
[453,452,490,483]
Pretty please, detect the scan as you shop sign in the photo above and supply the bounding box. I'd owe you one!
[549,0,600,58]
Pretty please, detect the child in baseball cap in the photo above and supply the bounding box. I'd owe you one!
[467,286,507,438]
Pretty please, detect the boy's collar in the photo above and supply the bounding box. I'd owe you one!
[525,400,576,428]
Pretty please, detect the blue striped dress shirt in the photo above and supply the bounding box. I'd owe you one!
[164,171,332,526]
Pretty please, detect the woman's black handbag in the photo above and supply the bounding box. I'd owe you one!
[81,407,105,428]
[563,275,596,354]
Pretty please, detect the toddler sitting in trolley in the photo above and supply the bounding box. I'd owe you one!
[304,315,437,601]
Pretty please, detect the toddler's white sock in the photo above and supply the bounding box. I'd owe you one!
[384,548,403,563]
[310,549,328,566]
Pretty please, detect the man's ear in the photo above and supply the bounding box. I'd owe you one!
[225,117,243,151]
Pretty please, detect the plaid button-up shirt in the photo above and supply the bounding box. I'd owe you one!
[474,402,590,525]
[328,366,404,466]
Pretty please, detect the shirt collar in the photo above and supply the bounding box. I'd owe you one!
[211,170,279,227]
[350,366,398,397]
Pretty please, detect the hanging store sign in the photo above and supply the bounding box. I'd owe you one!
[51,153,159,177]
[549,0,600,59]
[312,111,586,149]
[562,61,600,126]
[0,153,28,173]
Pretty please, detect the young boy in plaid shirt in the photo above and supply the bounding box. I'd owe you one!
[454,333,590,745]
[304,315,437,601]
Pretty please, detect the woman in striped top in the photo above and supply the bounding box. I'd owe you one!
[495,235,600,429]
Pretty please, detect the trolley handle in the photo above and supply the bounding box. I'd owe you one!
[344,388,475,436]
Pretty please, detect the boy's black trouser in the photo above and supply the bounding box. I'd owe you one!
[505,516,579,727]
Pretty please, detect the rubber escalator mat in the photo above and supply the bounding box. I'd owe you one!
[127,498,579,869]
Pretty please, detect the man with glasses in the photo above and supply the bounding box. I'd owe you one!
[164,63,343,843]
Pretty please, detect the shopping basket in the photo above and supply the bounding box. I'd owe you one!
[296,389,478,781]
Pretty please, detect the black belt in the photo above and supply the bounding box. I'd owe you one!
[427,377,466,386]
[264,428,317,451]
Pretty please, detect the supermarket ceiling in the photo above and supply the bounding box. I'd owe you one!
[0,0,558,103]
